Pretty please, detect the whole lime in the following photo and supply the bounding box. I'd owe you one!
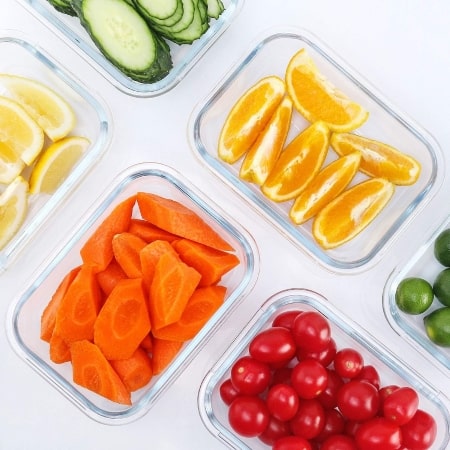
[424,307,450,347]
[395,277,434,315]
[434,228,450,267]
[433,268,450,306]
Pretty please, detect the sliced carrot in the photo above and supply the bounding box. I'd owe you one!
[140,333,153,352]
[94,278,151,360]
[172,239,240,286]
[149,250,201,330]
[128,218,178,243]
[96,259,127,297]
[110,347,153,392]
[112,232,147,279]
[40,265,81,342]
[153,285,226,341]
[71,340,131,405]
[80,195,136,273]
[49,332,71,364]
[136,192,234,252]
[54,265,102,344]
[151,338,183,375]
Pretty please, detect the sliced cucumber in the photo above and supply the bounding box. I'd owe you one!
[133,0,180,20]
[47,0,76,16]
[205,0,224,19]
[152,0,196,35]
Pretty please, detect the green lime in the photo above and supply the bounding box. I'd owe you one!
[395,277,434,314]
[424,307,450,346]
[433,268,450,306]
[434,228,450,267]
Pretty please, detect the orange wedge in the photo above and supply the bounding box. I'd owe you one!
[239,96,293,185]
[285,48,369,132]
[312,178,395,249]
[330,132,421,185]
[218,76,286,164]
[261,121,330,202]
[289,152,361,225]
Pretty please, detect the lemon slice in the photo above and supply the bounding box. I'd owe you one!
[0,175,29,250]
[0,74,76,141]
[0,141,25,184]
[29,136,90,194]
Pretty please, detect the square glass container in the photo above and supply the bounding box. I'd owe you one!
[0,30,111,271]
[6,162,259,425]
[384,214,450,373]
[188,27,444,272]
[199,288,450,449]
[15,0,243,97]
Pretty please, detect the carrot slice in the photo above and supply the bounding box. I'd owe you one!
[40,265,81,342]
[151,338,183,375]
[80,195,136,273]
[149,251,201,330]
[112,232,147,279]
[71,340,131,405]
[49,332,71,364]
[94,278,151,360]
[140,333,153,352]
[152,285,226,341]
[128,218,178,243]
[136,192,234,252]
[54,265,102,344]
[172,239,240,286]
[96,259,127,297]
[110,347,153,392]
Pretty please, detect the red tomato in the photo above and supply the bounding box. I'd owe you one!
[291,359,328,399]
[337,379,379,421]
[383,386,419,426]
[378,384,399,413]
[334,347,364,379]
[272,310,303,330]
[291,311,331,352]
[230,356,271,396]
[219,378,240,405]
[266,383,299,421]
[321,434,358,450]
[355,364,381,389]
[355,417,402,450]
[249,327,296,365]
[317,369,344,410]
[314,407,345,442]
[228,396,270,437]
[258,415,291,446]
[401,409,437,450]
[296,337,337,368]
[273,435,312,450]
[289,398,325,440]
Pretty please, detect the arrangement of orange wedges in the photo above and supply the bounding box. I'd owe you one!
[218,48,422,250]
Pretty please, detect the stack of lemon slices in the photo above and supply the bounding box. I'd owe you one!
[218,48,421,250]
[0,74,90,251]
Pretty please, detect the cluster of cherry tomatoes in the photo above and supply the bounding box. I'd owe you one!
[219,309,437,449]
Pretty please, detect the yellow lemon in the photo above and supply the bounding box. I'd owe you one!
[0,141,25,184]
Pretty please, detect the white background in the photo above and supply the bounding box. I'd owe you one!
[1,1,450,449]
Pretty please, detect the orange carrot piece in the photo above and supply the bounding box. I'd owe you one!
[110,347,153,392]
[153,285,226,341]
[71,340,131,405]
[136,192,234,252]
[151,338,183,375]
[112,232,147,279]
[49,332,71,364]
[128,218,178,243]
[149,251,201,330]
[140,333,153,352]
[96,259,127,297]
[80,195,136,273]
[40,265,81,342]
[94,278,151,360]
[54,265,102,344]
[172,239,240,286]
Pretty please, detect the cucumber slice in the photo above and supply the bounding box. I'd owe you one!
[153,0,196,35]
[135,0,185,27]
[133,0,180,19]
[205,0,224,19]
[47,0,76,16]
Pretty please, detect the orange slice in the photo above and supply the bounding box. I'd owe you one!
[218,76,286,164]
[312,177,395,249]
[289,151,361,225]
[330,132,421,185]
[239,96,293,185]
[285,48,369,132]
[261,121,330,202]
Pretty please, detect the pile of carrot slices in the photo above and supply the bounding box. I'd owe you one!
[40,192,240,405]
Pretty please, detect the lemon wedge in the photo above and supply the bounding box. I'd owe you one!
[0,141,25,184]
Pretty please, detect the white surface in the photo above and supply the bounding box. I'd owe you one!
[1,0,450,449]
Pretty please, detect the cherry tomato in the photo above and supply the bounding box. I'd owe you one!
[321,434,358,450]
[291,359,328,399]
[228,396,270,437]
[334,347,364,379]
[289,398,325,440]
[271,366,292,386]
[378,384,399,413]
[401,409,437,450]
[249,327,296,365]
[345,419,362,437]
[219,378,240,405]
[383,386,419,426]
[230,356,271,396]
[337,379,379,421]
[355,364,381,389]
[272,310,303,330]
[355,417,402,450]
[314,407,345,442]
[266,383,299,421]
[297,337,337,368]
[291,311,331,352]
[258,415,291,446]
[273,435,312,450]
[317,368,344,409]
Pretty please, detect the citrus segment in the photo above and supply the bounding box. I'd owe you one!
[285,48,369,132]
[330,132,421,185]
[0,74,76,141]
[289,151,361,225]
[29,136,90,194]
[0,96,44,166]
[312,177,394,249]
[261,121,330,202]
[239,96,293,185]
[218,76,286,164]
[0,141,25,184]
[0,175,28,250]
